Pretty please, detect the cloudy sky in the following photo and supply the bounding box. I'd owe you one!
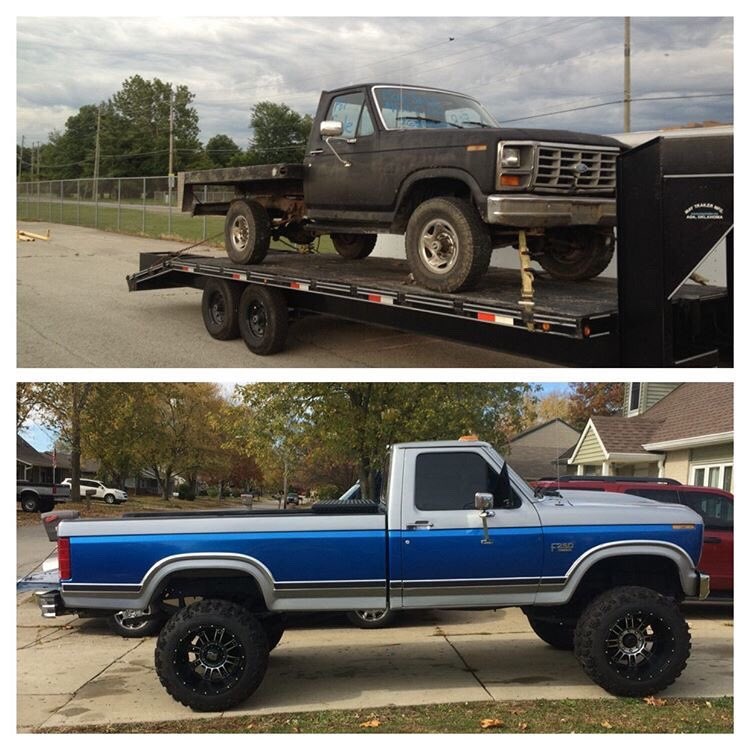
[17,14,733,150]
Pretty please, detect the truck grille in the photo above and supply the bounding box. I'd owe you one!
[534,145,617,193]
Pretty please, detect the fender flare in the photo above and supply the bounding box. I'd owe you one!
[394,167,487,218]
[535,540,699,605]
[139,552,277,610]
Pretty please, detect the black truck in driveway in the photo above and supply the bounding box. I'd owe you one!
[179,83,622,293]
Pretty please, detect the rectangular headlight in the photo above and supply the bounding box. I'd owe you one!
[501,147,522,168]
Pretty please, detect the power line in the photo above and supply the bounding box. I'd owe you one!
[498,92,733,124]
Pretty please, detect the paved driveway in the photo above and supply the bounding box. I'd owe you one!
[17,594,733,732]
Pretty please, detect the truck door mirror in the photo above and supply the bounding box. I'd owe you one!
[474,492,493,511]
[320,120,344,138]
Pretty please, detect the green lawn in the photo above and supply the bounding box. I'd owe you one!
[40,697,733,734]
[18,198,335,252]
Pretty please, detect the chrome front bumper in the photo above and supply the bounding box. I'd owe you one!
[486,195,617,227]
[697,572,711,600]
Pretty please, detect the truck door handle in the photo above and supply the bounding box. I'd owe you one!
[703,536,721,544]
[308,149,324,155]
[406,520,434,530]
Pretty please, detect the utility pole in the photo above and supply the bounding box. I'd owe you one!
[168,88,175,190]
[624,16,632,132]
[29,140,34,180]
[17,135,24,179]
[93,104,102,182]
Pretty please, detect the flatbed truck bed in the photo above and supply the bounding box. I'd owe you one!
[127,248,727,366]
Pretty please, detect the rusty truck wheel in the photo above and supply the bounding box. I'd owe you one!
[405,197,491,292]
[224,200,271,265]
[534,228,615,281]
[331,233,377,259]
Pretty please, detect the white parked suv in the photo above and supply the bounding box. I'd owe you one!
[62,478,128,505]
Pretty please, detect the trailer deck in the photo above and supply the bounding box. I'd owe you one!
[126,249,728,366]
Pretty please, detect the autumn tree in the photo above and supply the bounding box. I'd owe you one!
[30,383,95,506]
[535,389,574,424]
[134,383,231,500]
[235,383,532,499]
[567,383,625,430]
[79,383,155,489]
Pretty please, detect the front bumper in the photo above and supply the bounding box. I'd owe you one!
[486,195,617,228]
[696,572,711,600]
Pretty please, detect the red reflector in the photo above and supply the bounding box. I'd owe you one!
[58,538,71,580]
[231,273,242,280]
[367,294,381,303]
[52,485,57,495]
[477,312,495,322]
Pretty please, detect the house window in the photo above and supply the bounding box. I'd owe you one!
[627,383,641,415]
[691,463,733,492]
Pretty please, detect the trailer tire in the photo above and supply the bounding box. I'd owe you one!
[331,233,377,260]
[201,278,242,340]
[405,197,491,292]
[237,285,288,355]
[155,599,269,712]
[534,228,614,281]
[574,586,691,697]
[225,200,271,265]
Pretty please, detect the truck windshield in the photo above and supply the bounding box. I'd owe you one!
[373,86,498,130]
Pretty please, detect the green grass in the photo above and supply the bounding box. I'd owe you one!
[38,697,733,734]
[17,199,335,253]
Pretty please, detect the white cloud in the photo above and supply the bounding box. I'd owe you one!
[17,16,733,146]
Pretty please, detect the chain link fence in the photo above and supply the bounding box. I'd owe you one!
[16,176,225,245]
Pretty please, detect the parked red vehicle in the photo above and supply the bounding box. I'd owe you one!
[532,476,733,596]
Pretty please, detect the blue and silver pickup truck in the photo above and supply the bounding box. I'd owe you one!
[20,440,709,712]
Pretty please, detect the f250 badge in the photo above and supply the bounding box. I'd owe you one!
[685,203,724,221]
[551,542,575,553]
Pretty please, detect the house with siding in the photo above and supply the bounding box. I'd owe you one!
[567,383,733,490]
[16,435,98,483]
[506,419,581,481]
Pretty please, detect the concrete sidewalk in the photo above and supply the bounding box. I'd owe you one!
[17,595,733,732]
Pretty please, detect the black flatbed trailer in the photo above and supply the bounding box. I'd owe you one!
[128,132,732,367]
[127,248,727,366]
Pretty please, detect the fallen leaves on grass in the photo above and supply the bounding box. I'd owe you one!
[360,720,381,729]
[601,721,613,729]
[480,719,505,729]
[643,696,668,707]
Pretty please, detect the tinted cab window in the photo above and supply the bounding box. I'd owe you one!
[414,451,517,511]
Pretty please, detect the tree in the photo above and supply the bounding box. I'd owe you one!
[535,389,574,424]
[109,75,204,176]
[248,102,312,164]
[31,383,95,507]
[79,383,154,489]
[134,383,229,500]
[235,383,532,499]
[567,383,625,430]
[205,134,242,168]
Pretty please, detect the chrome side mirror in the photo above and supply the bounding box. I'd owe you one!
[474,492,494,511]
[319,121,351,167]
[320,120,343,138]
